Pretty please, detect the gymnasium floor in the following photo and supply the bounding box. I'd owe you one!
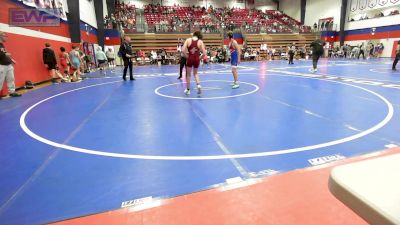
[0,58,399,224]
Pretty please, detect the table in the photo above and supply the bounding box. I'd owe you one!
[329,153,400,225]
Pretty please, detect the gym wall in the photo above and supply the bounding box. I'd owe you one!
[124,0,276,9]
[304,0,342,26]
[0,0,72,88]
[0,0,101,91]
[280,0,301,21]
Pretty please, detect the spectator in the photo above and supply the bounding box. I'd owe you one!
[366,43,374,59]
[378,43,384,57]
[358,43,365,59]
[160,48,166,64]
[106,48,116,67]
[351,45,360,58]
[96,46,108,73]
[59,47,71,80]
[42,43,67,83]
[288,42,295,64]
[69,45,82,81]
[0,32,21,97]
[150,50,158,64]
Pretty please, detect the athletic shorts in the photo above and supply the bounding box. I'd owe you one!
[46,63,57,70]
[98,60,107,65]
[71,62,80,70]
[186,55,200,68]
[107,58,115,62]
[231,52,238,67]
[59,64,69,73]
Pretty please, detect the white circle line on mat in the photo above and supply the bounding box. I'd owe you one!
[19,74,394,160]
[154,80,259,100]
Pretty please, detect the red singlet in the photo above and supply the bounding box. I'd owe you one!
[186,39,200,68]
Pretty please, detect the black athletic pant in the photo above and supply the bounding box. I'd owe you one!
[358,50,365,59]
[179,57,186,78]
[393,54,399,70]
[123,58,133,79]
[312,53,322,69]
[288,52,294,64]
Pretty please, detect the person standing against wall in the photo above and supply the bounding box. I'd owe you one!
[0,32,21,97]
[119,36,135,80]
[42,43,68,83]
[392,40,400,71]
[69,46,83,81]
[59,47,71,81]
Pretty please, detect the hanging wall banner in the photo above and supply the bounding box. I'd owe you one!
[378,0,388,6]
[22,0,36,7]
[19,0,67,21]
[359,0,368,10]
[368,0,378,8]
[350,0,359,11]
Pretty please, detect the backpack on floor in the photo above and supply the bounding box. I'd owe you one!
[25,80,34,89]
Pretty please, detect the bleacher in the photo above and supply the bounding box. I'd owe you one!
[105,2,136,30]
[215,8,260,25]
[144,5,217,33]
[245,32,320,59]
[125,33,223,52]
[114,3,318,62]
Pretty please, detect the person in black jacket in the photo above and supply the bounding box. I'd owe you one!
[119,36,135,80]
[310,39,325,72]
[43,43,67,83]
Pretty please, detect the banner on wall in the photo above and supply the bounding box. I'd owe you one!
[22,0,36,7]
[368,0,378,8]
[18,0,67,20]
[378,0,388,5]
[359,0,368,9]
[350,0,358,11]
[350,0,399,12]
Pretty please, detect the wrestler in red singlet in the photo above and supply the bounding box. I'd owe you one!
[186,38,200,69]
[182,31,207,95]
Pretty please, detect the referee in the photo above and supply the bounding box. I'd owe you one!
[177,39,186,79]
[119,36,135,81]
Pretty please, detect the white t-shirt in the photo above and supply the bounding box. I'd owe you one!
[106,51,115,59]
